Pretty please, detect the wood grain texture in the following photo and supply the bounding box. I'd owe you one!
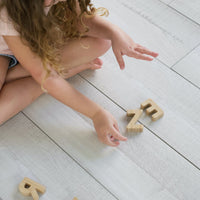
[140,99,164,121]
[159,0,175,5]
[23,75,200,200]
[0,114,117,200]
[18,177,46,199]
[94,0,200,67]
[172,44,200,87]
[170,0,200,25]
[80,48,200,168]
[126,109,144,132]
[1,1,200,200]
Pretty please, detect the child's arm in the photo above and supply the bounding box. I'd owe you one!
[3,35,127,146]
[3,35,102,119]
[75,1,159,70]
[75,0,118,40]
[79,13,119,40]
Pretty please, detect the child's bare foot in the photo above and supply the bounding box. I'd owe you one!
[88,57,103,70]
[63,57,103,79]
[68,57,103,72]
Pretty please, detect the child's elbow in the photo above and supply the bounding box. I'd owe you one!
[32,67,60,88]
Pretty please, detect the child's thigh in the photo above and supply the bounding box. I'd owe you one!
[60,36,111,69]
[0,56,10,89]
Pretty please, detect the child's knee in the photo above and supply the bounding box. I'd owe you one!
[0,80,3,91]
[96,38,112,52]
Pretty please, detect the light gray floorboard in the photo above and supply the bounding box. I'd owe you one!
[23,75,200,200]
[80,49,200,168]
[169,0,200,25]
[159,0,175,5]
[1,1,200,200]
[95,0,200,67]
[0,114,117,200]
[172,44,200,88]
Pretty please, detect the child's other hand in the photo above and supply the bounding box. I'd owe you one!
[111,26,159,70]
[92,108,127,147]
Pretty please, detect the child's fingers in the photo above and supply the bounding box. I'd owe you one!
[113,49,125,70]
[110,135,120,144]
[128,51,153,61]
[111,128,127,142]
[105,135,119,147]
[135,46,159,57]
[113,123,120,132]
[99,134,116,147]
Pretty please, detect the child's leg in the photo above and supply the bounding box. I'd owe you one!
[0,58,104,126]
[62,57,103,79]
[0,57,103,125]
[60,36,111,70]
[5,57,103,83]
[5,36,111,83]
[5,64,31,83]
[0,36,111,125]
[0,56,10,89]
[0,77,44,125]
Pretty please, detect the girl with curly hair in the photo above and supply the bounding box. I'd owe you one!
[0,0,158,146]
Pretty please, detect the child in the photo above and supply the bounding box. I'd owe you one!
[0,0,158,147]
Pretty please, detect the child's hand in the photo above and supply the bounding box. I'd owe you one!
[92,108,127,147]
[111,26,159,70]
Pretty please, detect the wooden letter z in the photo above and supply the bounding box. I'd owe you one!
[126,109,144,132]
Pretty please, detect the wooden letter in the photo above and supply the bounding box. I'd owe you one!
[126,109,143,132]
[140,99,164,121]
[19,177,46,200]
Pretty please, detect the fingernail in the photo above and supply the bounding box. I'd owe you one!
[154,53,159,56]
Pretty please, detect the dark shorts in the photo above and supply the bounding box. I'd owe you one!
[0,54,19,69]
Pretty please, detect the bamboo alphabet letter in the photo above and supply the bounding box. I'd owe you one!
[19,177,46,200]
[126,109,144,132]
[140,99,164,121]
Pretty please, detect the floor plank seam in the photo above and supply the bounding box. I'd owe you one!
[120,0,200,47]
[170,42,200,69]
[120,2,183,44]
[110,0,200,91]
[157,0,200,26]
[78,74,200,172]
[168,0,176,5]
[21,111,120,200]
[170,68,200,90]
[153,54,200,90]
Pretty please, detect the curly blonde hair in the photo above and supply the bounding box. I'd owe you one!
[0,0,109,92]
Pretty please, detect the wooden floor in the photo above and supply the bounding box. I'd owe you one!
[0,0,200,199]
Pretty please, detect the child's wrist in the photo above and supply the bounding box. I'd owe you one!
[110,24,121,40]
[90,105,104,121]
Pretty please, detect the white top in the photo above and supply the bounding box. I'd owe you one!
[0,3,52,55]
